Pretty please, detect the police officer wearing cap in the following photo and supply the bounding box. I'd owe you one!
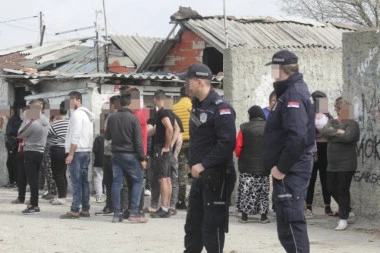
[264,50,315,253]
[182,64,236,253]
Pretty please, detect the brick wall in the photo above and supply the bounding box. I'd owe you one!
[161,31,205,73]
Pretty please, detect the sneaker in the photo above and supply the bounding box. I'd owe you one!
[260,214,270,224]
[128,215,148,223]
[79,211,90,217]
[239,217,248,223]
[95,207,113,216]
[325,206,335,216]
[175,201,187,210]
[42,194,55,200]
[123,210,130,219]
[51,198,65,205]
[11,198,24,204]
[150,207,171,218]
[335,219,348,231]
[96,197,102,203]
[169,208,177,215]
[60,212,80,219]
[144,189,151,196]
[112,215,123,223]
[304,208,313,219]
[22,206,40,215]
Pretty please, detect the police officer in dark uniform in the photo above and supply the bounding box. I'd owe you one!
[264,50,315,253]
[181,64,236,253]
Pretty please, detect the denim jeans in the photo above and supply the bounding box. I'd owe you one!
[69,152,91,213]
[112,153,143,216]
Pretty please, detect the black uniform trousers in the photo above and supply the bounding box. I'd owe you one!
[274,170,311,253]
[184,177,227,253]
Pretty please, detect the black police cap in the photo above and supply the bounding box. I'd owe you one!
[265,50,298,66]
[178,63,213,80]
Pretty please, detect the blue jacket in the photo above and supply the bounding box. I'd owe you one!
[189,88,236,169]
[263,73,315,177]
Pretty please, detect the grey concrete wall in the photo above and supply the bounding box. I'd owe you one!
[0,78,12,186]
[224,47,344,127]
[223,47,344,207]
[343,31,380,219]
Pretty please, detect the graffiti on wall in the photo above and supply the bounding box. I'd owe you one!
[349,47,380,185]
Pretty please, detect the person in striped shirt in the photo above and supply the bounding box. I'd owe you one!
[49,101,70,205]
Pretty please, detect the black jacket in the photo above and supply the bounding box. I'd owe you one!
[105,107,145,161]
[322,119,360,172]
[238,118,268,176]
[189,88,236,169]
[5,115,22,151]
[92,134,104,167]
[263,73,315,178]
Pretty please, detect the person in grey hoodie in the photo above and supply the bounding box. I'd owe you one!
[60,91,95,219]
[17,99,49,214]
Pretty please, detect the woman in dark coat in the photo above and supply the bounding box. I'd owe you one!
[322,98,360,231]
[235,106,270,223]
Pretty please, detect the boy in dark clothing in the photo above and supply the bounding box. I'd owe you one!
[93,133,105,203]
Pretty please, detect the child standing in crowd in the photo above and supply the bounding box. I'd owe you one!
[93,131,105,203]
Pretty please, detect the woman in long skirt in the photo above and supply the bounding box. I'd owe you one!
[235,106,270,223]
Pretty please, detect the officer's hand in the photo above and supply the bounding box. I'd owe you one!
[271,166,285,180]
[191,163,205,179]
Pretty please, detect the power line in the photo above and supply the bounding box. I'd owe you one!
[0,15,38,24]
[0,22,40,33]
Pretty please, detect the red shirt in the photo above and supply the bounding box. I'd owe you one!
[133,110,147,156]
[234,130,243,158]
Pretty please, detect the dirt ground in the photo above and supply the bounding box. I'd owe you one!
[0,187,379,253]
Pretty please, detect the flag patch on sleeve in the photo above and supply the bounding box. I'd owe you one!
[287,101,300,108]
[220,108,231,115]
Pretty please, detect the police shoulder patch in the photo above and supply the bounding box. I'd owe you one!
[287,101,300,108]
[220,108,231,115]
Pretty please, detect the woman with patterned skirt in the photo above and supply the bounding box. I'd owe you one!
[235,106,270,223]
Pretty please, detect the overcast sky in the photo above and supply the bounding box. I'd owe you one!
[0,0,281,49]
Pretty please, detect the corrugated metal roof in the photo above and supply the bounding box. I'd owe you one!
[182,16,355,51]
[110,35,162,67]
[0,37,93,71]
[55,45,135,74]
[1,68,223,82]
[0,36,93,56]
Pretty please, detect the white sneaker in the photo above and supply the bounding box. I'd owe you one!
[96,197,102,203]
[51,198,65,205]
[144,190,151,196]
[335,219,348,231]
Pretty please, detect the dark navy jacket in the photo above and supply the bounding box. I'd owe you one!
[189,88,236,170]
[263,73,315,177]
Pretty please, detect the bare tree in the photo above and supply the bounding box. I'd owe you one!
[278,0,380,27]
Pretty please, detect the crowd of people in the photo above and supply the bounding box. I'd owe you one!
[0,51,360,253]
